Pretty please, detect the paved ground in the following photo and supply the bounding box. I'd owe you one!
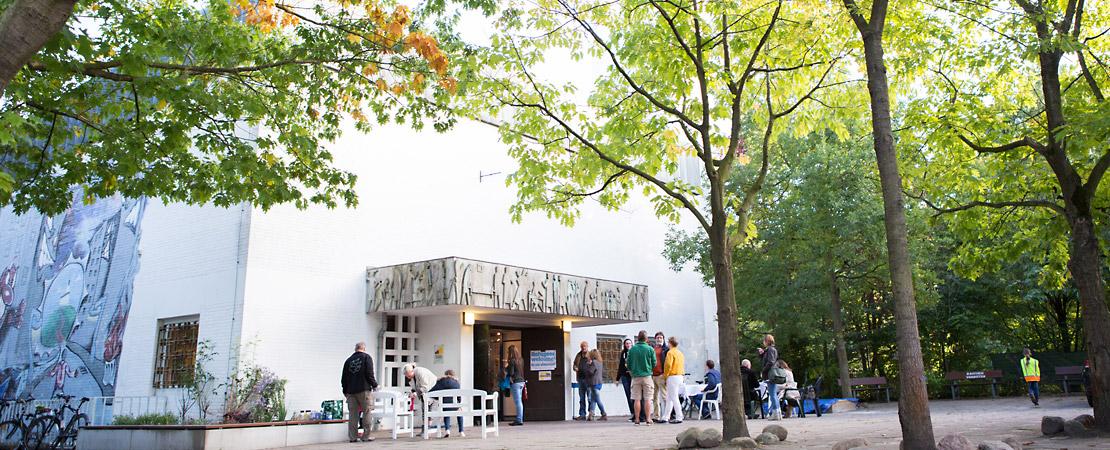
[278,395,1108,449]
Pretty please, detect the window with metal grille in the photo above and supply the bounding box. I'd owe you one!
[152,318,199,388]
[597,336,623,383]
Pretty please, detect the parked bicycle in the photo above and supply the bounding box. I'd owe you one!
[26,394,89,450]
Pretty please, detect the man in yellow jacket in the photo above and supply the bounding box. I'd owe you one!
[662,336,686,423]
[1021,348,1041,408]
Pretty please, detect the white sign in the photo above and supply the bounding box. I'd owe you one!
[538,371,552,381]
[530,350,557,371]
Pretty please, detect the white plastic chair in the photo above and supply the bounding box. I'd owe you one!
[370,390,414,440]
[697,384,721,420]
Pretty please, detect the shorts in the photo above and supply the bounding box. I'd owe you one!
[631,376,655,401]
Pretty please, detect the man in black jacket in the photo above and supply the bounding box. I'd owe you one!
[740,359,760,419]
[341,342,378,442]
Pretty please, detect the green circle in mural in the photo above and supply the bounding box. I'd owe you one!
[41,306,76,348]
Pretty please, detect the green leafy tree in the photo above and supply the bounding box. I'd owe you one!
[903,0,1110,429]
[472,0,849,438]
[0,0,473,214]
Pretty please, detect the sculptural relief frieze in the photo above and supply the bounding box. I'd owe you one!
[366,257,648,322]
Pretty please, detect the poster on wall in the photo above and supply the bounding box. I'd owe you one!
[538,371,551,381]
[434,344,444,364]
[529,350,557,371]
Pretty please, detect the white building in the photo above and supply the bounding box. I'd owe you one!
[0,120,719,422]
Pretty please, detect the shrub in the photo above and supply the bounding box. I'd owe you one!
[113,413,179,425]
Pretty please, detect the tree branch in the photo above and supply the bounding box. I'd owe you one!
[906,189,1066,215]
[957,134,1045,154]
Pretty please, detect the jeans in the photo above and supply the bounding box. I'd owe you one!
[577,383,590,417]
[588,385,606,416]
[511,381,525,423]
[442,416,463,432]
[767,382,780,413]
[1027,381,1040,403]
[620,375,638,417]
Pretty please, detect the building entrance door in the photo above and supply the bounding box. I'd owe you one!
[476,325,565,421]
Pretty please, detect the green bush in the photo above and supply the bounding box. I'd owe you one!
[113,413,180,425]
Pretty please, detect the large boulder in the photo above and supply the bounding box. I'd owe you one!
[755,432,779,445]
[937,434,975,450]
[676,427,701,449]
[831,437,871,450]
[1002,437,1023,450]
[977,441,1014,450]
[762,424,788,442]
[1041,416,1065,435]
[727,437,758,448]
[1074,414,1096,428]
[697,428,724,448]
[1063,418,1097,438]
[828,400,858,413]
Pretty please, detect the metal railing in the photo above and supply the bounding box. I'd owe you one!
[85,396,171,426]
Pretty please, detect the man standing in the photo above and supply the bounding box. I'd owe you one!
[1020,348,1041,407]
[627,330,657,426]
[662,336,686,424]
[572,341,590,420]
[404,363,438,436]
[341,342,378,443]
[651,331,669,423]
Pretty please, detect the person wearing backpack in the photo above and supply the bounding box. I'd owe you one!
[758,334,783,420]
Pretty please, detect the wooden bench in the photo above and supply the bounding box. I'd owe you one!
[944,370,1002,399]
[370,390,415,440]
[840,377,891,402]
[423,388,499,439]
[1055,366,1084,395]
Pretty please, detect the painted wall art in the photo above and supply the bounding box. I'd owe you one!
[0,193,146,399]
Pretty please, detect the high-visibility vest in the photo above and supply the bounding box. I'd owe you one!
[1021,357,1041,382]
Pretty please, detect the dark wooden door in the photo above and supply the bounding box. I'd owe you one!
[520,326,565,421]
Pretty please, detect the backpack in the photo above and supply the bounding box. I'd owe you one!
[769,367,788,385]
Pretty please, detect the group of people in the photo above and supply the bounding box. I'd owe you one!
[613,330,720,425]
[736,334,800,421]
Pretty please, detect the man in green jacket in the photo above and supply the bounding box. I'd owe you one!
[627,330,658,426]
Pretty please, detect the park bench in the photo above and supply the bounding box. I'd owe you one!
[370,390,414,440]
[841,376,892,403]
[944,370,1002,399]
[422,388,499,439]
[1055,366,1084,395]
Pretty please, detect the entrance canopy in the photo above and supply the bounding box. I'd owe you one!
[366,257,648,326]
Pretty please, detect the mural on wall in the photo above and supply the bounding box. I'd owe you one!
[366,257,649,321]
[0,193,146,399]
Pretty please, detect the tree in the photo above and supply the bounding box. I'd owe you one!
[839,0,936,447]
[0,0,471,215]
[905,0,1110,430]
[473,0,848,439]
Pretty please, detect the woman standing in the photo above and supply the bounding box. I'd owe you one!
[759,334,781,420]
[505,345,526,426]
[663,336,685,424]
[1021,348,1041,408]
[617,339,636,420]
[587,349,608,421]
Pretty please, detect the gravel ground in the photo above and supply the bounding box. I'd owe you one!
[278,395,1106,449]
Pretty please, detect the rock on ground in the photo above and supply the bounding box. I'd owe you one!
[831,437,871,450]
[937,433,975,450]
[677,427,702,449]
[762,424,788,441]
[755,432,780,445]
[1041,416,1065,435]
[697,427,723,448]
[1074,414,1096,428]
[977,440,1014,450]
[727,437,758,448]
[1063,418,1097,438]
[828,400,858,413]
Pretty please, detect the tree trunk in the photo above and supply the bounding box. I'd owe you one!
[1067,214,1110,430]
[0,0,77,95]
[858,29,936,449]
[829,270,853,398]
[710,222,750,439]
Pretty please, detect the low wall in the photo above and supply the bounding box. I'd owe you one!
[77,420,348,450]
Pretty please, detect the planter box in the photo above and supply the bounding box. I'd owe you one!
[77,420,348,450]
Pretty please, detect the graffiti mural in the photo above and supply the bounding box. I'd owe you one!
[0,193,145,399]
[366,257,649,322]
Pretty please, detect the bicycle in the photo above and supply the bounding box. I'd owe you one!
[0,399,34,450]
[26,394,89,450]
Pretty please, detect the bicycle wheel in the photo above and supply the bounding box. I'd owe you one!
[26,416,58,450]
[52,414,87,450]
[0,420,22,450]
